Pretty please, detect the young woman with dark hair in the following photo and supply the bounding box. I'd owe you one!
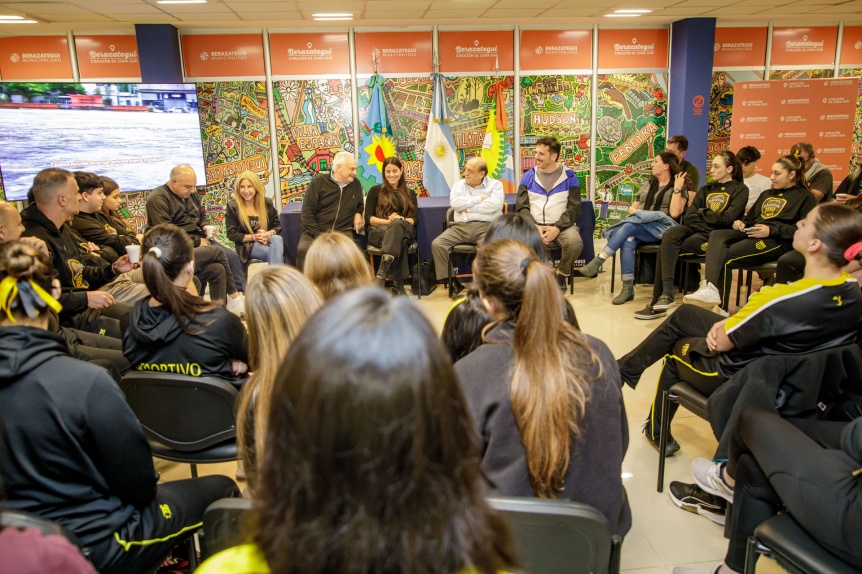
[123,223,249,383]
[482,212,548,262]
[441,286,494,362]
[635,151,749,320]
[0,240,238,574]
[580,151,692,305]
[198,287,517,574]
[685,154,818,311]
[621,203,862,456]
[98,176,142,246]
[225,171,284,267]
[365,157,418,294]
[237,265,322,490]
[455,239,631,535]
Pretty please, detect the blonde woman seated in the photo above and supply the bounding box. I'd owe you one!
[455,239,631,536]
[197,287,517,574]
[225,171,283,267]
[237,266,322,490]
[365,157,418,294]
[303,231,373,300]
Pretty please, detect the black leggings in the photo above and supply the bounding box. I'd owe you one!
[724,409,862,572]
[652,225,709,303]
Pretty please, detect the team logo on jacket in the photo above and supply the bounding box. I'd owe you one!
[755,240,766,250]
[759,197,787,219]
[706,192,730,212]
[700,242,708,252]
[68,258,88,289]
[104,223,118,235]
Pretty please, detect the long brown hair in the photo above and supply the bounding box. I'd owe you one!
[237,266,323,490]
[254,287,516,573]
[374,157,417,220]
[303,232,373,300]
[234,171,270,233]
[645,151,690,210]
[141,224,217,333]
[473,239,602,497]
[99,176,132,230]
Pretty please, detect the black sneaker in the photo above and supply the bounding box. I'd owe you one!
[557,273,568,292]
[643,420,681,457]
[449,278,464,298]
[669,481,727,526]
[653,295,676,310]
[634,304,667,320]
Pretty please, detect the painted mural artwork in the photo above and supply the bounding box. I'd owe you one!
[708,70,765,174]
[768,69,834,80]
[593,73,668,238]
[273,79,354,203]
[839,69,862,166]
[520,74,592,194]
[357,75,515,196]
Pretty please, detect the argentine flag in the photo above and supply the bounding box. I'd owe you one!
[423,73,460,197]
[357,74,397,191]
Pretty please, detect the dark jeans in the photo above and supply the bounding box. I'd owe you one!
[617,304,725,434]
[70,302,133,339]
[60,327,131,375]
[91,475,239,574]
[367,219,415,280]
[724,409,862,572]
[775,249,805,284]
[652,225,709,303]
[194,245,238,303]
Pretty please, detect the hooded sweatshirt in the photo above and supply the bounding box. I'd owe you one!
[0,326,157,548]
[123,300,248,383]
[682,180,749,233]
[743,183,818,240]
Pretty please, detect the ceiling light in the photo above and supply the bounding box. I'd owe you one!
[0,15,25,20]
[614,9,653,13]
[314,17,354,20]
[0,19,38,23]
[156,1,207,4]
[604,13,641,17]
[312,12,353,17]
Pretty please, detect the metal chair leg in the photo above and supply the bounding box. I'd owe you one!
[657,389,671,493]
[744,535,763,574]
[611,253,617,293]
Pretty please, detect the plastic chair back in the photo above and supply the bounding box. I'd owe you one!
[202,498,254,559]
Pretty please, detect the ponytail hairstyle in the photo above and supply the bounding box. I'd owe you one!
[472,239,602,497]
[811,203,862,268]
[238,266,323,490]
[0,241,60,326]
[304,232,373,300]
[141,223,217,334]
[714,150,744,183]
[777,154,810,189]
[374,157,417,220]
[234,171,270,233]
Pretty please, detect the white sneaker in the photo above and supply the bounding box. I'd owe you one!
[691,457,734,503]
[712,305,730,318]
[683,282,721,306]
[226,293,245,315]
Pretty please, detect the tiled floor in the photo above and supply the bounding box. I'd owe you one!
[159,257,783,573]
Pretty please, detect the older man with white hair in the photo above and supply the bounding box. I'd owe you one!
[297,151,365,269]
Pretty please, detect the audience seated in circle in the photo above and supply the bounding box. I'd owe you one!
[225,171,284,268]
[620,203,862,458]
[580,151,692,305]
[366,157,418,295]
[123,223,249,384]
[197,287,518,574]
[0,240,239,574]
[303,230,373,300]
[454,238,631,536]
[237,265,323,491]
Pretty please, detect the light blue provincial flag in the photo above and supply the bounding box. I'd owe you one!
[423,73,460,197]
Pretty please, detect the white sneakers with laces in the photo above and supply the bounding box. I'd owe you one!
[683,281,721,306]
[226,292,245,315]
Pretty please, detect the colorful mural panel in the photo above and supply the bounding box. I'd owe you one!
[708,70,765,175]
[520,74,591,191]
[593,73,668,237]
[839,68,862,168]
[273,79,354,203]
[357,75,514,197]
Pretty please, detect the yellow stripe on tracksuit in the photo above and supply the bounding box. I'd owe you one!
[649,354,719,435]
[113,521,203,551]
[720,245,784,307]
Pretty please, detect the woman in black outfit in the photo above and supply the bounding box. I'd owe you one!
[365,157,418,294]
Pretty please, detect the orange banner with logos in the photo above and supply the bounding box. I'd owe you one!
[713,27,767,68]
[355,31,432,74]
[438,31,514,73]
[0,36,73,80]
[770,27,837,67]
[840,26,862,66]
[75,35,141,80]
[598,29,668,69]
[269,33,350,76]
[731,77,859,188]
[520,29,591,71]
[181,34,265,78]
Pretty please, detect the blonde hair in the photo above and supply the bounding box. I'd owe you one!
[234,171,269,233]
[237,266,323,489]
[303,232,373,300]
[473,239,601,497]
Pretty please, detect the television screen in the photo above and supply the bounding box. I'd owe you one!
[0,83,206,201]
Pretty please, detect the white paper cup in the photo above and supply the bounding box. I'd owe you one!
[125,245,141,264]
[204,225,217,238]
